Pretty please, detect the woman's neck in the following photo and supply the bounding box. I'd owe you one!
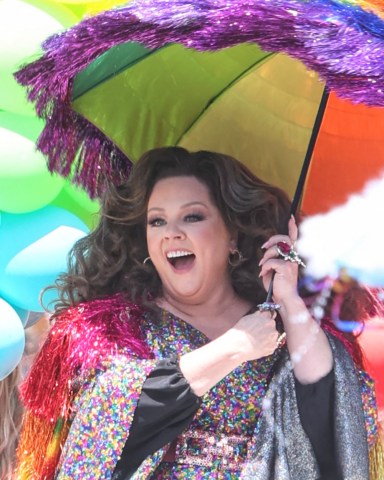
[157,289,252,340]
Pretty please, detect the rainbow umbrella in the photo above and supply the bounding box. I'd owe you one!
[15,0,384,214]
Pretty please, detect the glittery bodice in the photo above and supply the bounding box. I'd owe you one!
[142,310,278,478]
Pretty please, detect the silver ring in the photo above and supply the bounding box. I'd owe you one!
[276,241,306,268]
[257,301,281,312]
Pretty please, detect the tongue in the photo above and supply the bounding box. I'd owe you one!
[173,255,195,270]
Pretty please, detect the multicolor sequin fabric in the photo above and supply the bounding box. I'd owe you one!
[141,310,278,478]
[14,298,382,479]
[57,356,157,479]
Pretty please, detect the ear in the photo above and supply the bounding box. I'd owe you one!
[229,237,237,252]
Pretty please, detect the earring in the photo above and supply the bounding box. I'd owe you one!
[143,256,152,264]
[228,248,243,267]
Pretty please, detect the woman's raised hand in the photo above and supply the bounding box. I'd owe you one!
[258,216,301,307]
[256,217,334,384]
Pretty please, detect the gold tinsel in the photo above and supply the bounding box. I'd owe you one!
[369,433,384,480]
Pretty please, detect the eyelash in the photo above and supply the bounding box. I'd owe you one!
[147,213,205,227]
[148,217,165,227]
[185,213,204,222]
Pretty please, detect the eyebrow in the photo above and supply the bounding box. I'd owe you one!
[147,201,208,213]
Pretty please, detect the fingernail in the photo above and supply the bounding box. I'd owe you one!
[261,242,268,249]
[258,259,264,266]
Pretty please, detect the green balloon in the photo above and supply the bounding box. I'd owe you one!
[0,111,44,141]
[0,0,79,115]
[63,180,100,213]
[0,127,64,213]
[52,186,100,230]
[22,0,80,27]
[0,74,38,117]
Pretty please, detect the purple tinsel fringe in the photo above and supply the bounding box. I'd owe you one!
[38,104,131,198]
[15,0,384,196]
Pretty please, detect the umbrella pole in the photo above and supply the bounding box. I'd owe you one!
[260,87,330,310]
[290,87,330,216]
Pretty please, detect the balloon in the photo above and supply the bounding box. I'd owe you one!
[63,181,100,214]
[0,127,64,213]
[52,0,117,4]
[0,298,25,381]
[52,180,100,229]
[22,0,80,25]
[0,111,45,141]
[0,205,88,263]
[2,226,88,311]
[0,206,89,311]
[10,304,30,326]
[0,0,78,115]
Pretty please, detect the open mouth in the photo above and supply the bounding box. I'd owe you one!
[167,250,195,270]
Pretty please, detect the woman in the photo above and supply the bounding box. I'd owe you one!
[15,147,382,479]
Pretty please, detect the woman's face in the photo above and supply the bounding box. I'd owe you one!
[146,176,236,304]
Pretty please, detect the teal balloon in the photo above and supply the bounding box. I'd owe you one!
[0,127,64,213]
[0,206,89,311]
[0,298,25,381]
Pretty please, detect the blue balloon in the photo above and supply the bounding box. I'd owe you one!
[0,298,25,381]
[9,303,29,326]
[0,206,89,312]
[2,226,87,311]
[0,205,88,267]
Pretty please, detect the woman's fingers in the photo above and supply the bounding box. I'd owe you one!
[261,215,298,250]
[288,215,298,243]
[234,311,279,360]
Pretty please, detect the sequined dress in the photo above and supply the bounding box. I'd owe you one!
[142,309,278,479]
[14,297,382,480]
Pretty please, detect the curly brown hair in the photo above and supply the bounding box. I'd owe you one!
[0,367,23,480]
[52,147,293,313]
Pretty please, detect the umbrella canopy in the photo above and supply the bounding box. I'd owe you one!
[15,0,384,213]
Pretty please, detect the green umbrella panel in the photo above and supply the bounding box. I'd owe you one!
[72,42,324,200]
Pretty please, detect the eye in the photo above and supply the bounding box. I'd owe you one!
[184,213,204,223]
[148,217,166,227]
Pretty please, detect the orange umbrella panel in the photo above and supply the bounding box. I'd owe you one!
[302,94,384,214]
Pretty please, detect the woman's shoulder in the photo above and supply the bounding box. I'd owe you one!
[54,293,143,323]
[50,294,151,358]
[19,295,151,417]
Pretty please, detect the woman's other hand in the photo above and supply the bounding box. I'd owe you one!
[179,310,278,396]
[228,310,279,362]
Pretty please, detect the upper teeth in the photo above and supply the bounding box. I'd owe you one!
[167,251,192,258]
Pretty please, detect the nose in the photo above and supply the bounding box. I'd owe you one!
[164,221,185,240]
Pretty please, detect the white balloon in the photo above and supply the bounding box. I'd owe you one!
[0,127,64,213]
[0,298,25,381]
[0,0,75,115]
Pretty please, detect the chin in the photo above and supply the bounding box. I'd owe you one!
[166,286,203,303]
